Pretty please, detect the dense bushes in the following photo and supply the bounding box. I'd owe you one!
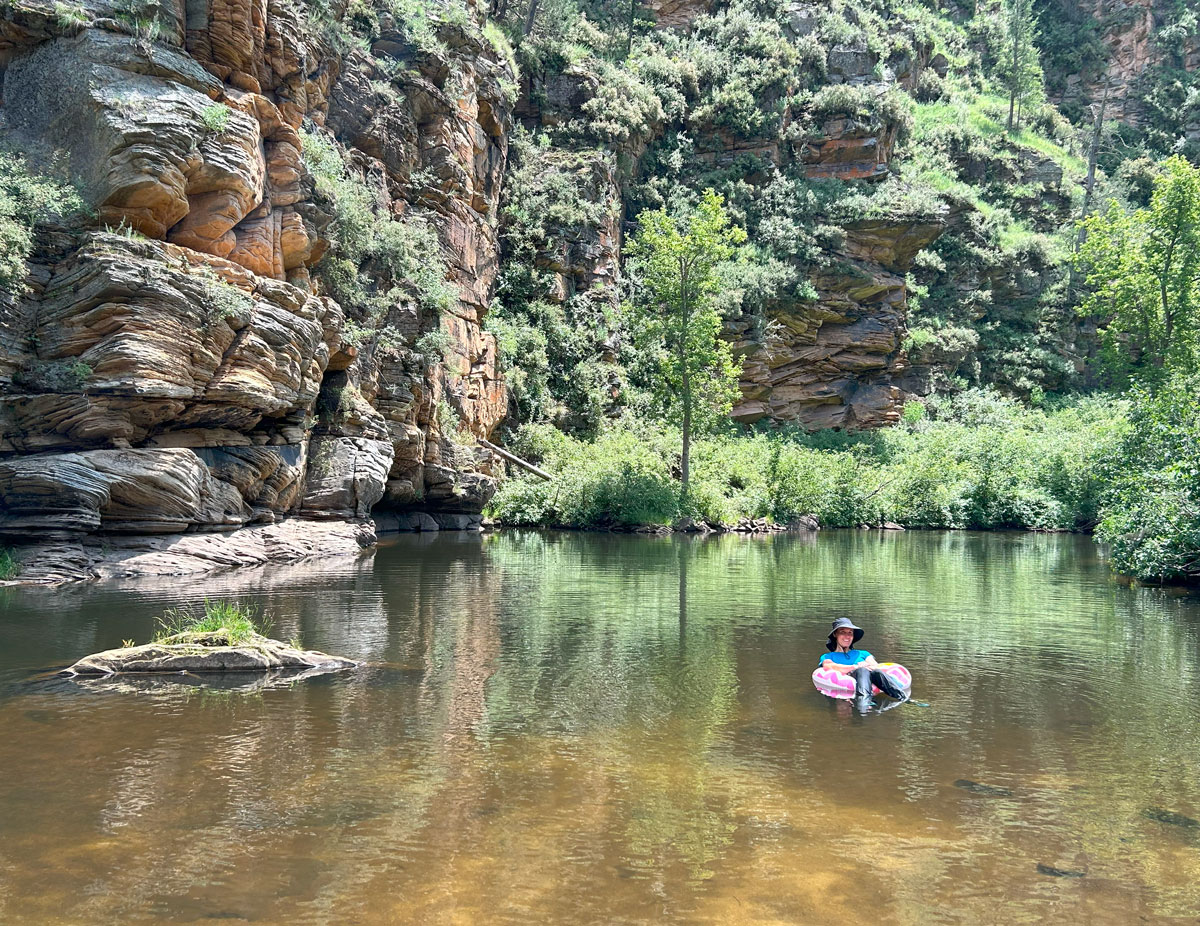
[488,385,1200,585]
[487,390,1126,533]
[1096,374,1200,584]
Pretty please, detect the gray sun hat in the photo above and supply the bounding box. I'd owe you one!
[826,617,864,651]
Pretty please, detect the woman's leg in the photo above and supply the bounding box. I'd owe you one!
[850,666,874,699]
[869,669,908,701]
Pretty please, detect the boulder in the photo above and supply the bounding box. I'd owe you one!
[379,511,441,532]
[431,512,482,531]
[300,436,394,519]
[0,447,246,537]
[61,631,357,675]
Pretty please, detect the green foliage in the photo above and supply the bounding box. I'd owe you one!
[196,269,253,330]
[687,2,802,138]
[0,548,21,581]
[200,103,231,135]
[14,359,92,393]
[112,0,164,44]
[488,423,683,527]
[1033,0,1108,119]
[492,129,623,435]
[490,391,1126,534]
[1077,155,1200,382]
[0,147,84,294]
[626,191,746,495]
[152,600,272,645]
[301,128,454,347]
[414,328,453,363]
[1097,373,1200,583]
[52,1,89,29]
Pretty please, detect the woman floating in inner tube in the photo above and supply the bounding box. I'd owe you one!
[819,617,909,711]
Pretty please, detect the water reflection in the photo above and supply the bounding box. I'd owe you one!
[1,530,1199,923]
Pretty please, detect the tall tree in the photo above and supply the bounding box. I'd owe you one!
[999,0,1044,132]
[626,191,746,500]
[1077,155,1200,380]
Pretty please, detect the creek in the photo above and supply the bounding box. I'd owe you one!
[2,530,1199,924]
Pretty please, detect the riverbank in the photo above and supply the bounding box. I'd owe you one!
[4,386,1196,587]
[487,385,1200,586]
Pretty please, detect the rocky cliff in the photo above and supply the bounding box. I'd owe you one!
[2,0,1196,577]
[1062,0,1200,127]
[0,0,512,580]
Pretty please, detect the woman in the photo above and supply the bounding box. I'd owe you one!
[819,617,908,706]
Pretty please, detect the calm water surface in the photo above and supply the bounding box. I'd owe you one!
[2,530,1200,924]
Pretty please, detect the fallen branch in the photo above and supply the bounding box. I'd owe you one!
[479,438,553,481]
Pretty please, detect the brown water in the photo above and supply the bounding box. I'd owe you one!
[2,530,1200,925]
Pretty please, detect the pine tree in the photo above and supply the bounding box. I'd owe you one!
[999,0,1044,132]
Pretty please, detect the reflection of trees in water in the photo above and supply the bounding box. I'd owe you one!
[479,531,743,884]
[476,529,1200,906]
[5,530,1200,920]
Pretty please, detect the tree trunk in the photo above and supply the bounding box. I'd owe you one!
[1007,9,1019,133]
[679,261,691,499]
[523,0,539,36]
[1070,86,1109,294]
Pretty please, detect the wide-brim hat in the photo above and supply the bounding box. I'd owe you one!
[826,617,864,651]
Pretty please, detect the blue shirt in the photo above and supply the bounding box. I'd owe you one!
[820,649,871,667]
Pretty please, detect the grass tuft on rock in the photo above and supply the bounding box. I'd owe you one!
[0,548,21,581]
[152,600,273,646]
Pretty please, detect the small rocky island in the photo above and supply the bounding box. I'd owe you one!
[61,603,357,677]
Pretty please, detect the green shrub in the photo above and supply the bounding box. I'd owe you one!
[52,1,89,29]
[0,148,84,294]
[1096,375,1200,583]
[200,103,231,135]
[14,359,93,393]
[153,600,272,645]
[302,128,455,345]
[489,392,1126,534]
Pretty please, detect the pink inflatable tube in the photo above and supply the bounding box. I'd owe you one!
[812,663,912,700]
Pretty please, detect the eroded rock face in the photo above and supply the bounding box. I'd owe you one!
[2,233,328,455]
[645,0,714,29]
[1060,0,1199,126]
[0,0,513,580]
[732,219,945,429]
[6,519,376,583]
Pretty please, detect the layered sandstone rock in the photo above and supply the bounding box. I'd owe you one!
[732,218,945,429]
[62,630,358,675]
[0,0,513,581]
[645,0,713,29]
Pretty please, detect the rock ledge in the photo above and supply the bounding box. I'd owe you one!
[62,631,358,676]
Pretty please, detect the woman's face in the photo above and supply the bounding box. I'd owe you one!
[834,628,856,648]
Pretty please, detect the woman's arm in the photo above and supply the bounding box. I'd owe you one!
[820,658,859,675]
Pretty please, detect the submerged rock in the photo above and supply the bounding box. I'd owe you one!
[953,779,1013,797]
[1036,863,1086,878]
[61,631,357,676]
[1142,807,1200,829]
[69,663,352,694]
